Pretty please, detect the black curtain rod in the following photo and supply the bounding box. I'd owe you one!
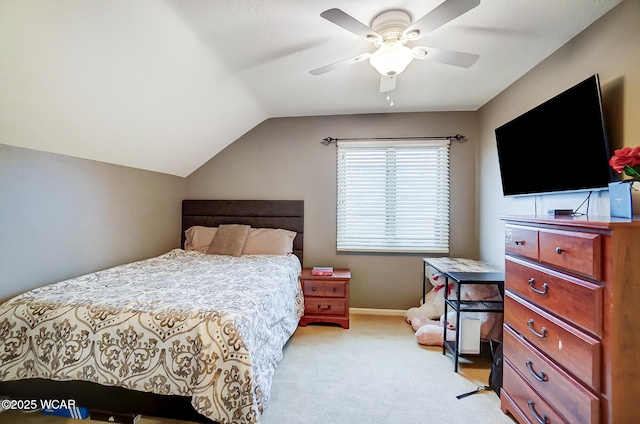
[320,134,466,145]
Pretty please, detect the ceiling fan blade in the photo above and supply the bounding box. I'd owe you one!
[404,0,481,40]
[321,8,381,42]
[309,53,372,75]
[379,75,396,93]
[412,46,479,68]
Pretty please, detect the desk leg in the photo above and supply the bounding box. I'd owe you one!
[442,276,447,357]
[454,285,462,372]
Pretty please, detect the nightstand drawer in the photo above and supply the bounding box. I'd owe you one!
[302,280,346,297]
[304,298,347,315]
[539,229,601,279]
[505,256,603,336]
[504,292,601,390]
[504,325,599,424]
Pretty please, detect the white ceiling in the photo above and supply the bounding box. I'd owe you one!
[0,0,622,177]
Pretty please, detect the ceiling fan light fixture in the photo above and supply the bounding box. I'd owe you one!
[369,40,414,77]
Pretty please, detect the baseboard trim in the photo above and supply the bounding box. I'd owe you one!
[349,308,406,316]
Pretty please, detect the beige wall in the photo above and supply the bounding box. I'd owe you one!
[476,0,640,268]
[0,144,185,300]
[185,112,479,310]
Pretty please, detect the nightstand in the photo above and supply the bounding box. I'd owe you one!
[298,268,350,329]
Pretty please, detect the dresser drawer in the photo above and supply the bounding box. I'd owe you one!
[302,280,347,297]
[304,298,347,315]
[506,256,603,337]
[505,225,539,260]
[503,360,567,424]
[504,325,600,424]
[539,229,601,279]
[504,291,601,390]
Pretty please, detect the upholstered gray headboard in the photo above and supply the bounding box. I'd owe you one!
[181,200,304,264]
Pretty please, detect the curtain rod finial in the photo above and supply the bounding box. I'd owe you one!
[321,137,338,145]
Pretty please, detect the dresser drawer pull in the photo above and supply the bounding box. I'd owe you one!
[317,304,331,311]
[526,360,548,382]
[555,246,564,254]
[527,319,547,338]
[527,400,550,424]
[528,278,549,295]
[515,240,525,245]
[332,288,337,292]
[311,287,317,292]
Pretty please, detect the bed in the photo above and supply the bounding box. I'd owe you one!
[0,200,304,424]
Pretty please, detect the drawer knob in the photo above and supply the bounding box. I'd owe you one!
[311,287,317,292]
[317,304,331,311]
[333,287,337,292]
[525,360,548,382]
[527,400,550,424]
[527,319,547,338]
[528,278,549,295]
[555,246,564,254]
[514,240,525,246]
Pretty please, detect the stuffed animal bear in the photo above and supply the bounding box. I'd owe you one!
[404,266,455,324]
[415,323,446,346]
[414,312,456,346]
[407,277,503,347]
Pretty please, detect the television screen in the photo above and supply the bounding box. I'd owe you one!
[495,74,613,197]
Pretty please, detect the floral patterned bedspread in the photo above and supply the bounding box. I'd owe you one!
[0,249,303,424]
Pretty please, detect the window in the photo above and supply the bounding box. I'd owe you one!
[336,139,450,253]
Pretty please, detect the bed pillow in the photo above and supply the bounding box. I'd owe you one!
[242,228,297,255]
[184,226,218,253]
[207,224,251,257]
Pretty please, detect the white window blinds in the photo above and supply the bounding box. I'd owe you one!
[336,139,450,253]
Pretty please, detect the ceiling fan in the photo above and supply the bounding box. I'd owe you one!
[310,0,481,101]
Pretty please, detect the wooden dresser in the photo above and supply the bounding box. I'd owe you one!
[500,215,640,424]
[298,268,350,329]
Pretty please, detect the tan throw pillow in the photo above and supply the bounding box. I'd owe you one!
[206,224,251,256]
[242,228,297,255]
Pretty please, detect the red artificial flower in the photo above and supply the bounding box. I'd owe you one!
[609,146,640,173]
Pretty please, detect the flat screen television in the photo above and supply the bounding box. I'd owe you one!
[495,74,613,197]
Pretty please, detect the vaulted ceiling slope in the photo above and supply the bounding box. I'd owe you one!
[0,0,622,177]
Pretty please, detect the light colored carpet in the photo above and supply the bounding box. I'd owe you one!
[0,314,515,424]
